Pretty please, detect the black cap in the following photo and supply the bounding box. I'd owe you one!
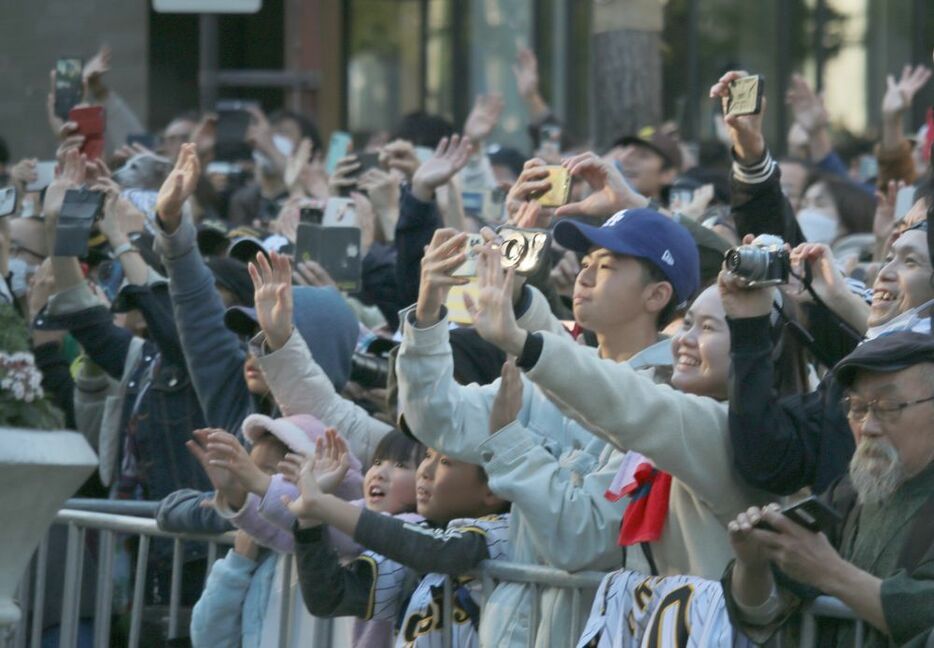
[834,331,934,388]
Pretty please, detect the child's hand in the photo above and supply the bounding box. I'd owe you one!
[314,428,352,495]
[206,430,272,497]
[233,529,260,561]
[285,456,326,521]
[278,452,305,484]
[187,428,247,508]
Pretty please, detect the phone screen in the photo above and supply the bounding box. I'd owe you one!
[214,108,252,162]
[325,132,353,175]
[55,58,84,121]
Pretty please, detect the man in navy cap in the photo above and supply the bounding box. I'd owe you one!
[725,331,934,647]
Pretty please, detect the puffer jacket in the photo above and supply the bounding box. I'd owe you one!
[396,286,658,647]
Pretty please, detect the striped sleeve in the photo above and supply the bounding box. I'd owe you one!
[732,150,776,185]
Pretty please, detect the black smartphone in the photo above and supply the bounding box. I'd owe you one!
[55,57,84,121]
[55,188,105,257]
[300,206,324,225]
[294,223,362,292]
[347,152,381,178]
[214,101,254,162]
[757,496,842,534]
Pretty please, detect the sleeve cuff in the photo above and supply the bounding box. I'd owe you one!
[733,581,785,626]
[153,214,197,261]
[516,332,544,370]
[478,420,537,471]
[402,306,451,349]
[45,281,102,316]
[727,315,773,354]
[732,150,776,184]
[514,285,533,319]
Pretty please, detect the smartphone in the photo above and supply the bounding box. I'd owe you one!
[727,75,765,117]
[322,197,358,228]
[293,223,362,292]
[670,187,695,208]
[540,123,562,159]
[68,105,106,160]
[215,101,254,162]
[126,132,158,150]
[300,205,324,225]
[756,496,842,534]
[55,188,105,257]
[497,226,552,276]
[348,152,381,178]
[0,187,16,217]
[26,162,57,192]
[534,166,571,208]
[54,57,83,121]
[894,186,917,221]
[452,233,485,277]
[325,131,353,176]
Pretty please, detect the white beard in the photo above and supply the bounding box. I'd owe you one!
[849,438,905,505]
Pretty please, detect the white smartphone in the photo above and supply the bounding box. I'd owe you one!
[452,233,484,277]
[322,197,359,228]
[26,161,57,192]
[0,187,17,217]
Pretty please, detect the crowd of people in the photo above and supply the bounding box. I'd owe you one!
[3,40,934,647]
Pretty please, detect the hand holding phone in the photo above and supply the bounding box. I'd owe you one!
[54,188,105,257]
[26,162,57,192]
[532,166,571,208]
[755,496,842,534]
[215,101,254,162]
[727,75,765,117]
[54,58,84,121]
[68,106,106,160]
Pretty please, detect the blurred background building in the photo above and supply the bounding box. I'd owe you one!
[2,0,931,158]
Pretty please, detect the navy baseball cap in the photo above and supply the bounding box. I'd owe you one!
[553,208,700,307]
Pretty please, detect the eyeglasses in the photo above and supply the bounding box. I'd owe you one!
[841,394,934,424]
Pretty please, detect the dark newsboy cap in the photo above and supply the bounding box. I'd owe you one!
[833,331,934,388]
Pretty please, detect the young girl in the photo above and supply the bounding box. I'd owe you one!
[287,435,512,648]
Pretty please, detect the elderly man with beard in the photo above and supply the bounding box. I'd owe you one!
[722,331,934,647]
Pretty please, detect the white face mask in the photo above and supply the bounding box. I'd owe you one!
[865,297,934,340]
[8,257,37,298]
[797,208,840,245]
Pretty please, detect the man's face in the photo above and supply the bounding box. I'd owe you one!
[573,249,663,335]
[869,229,934,327]
[847,364,934,502]
[609,144,671,199]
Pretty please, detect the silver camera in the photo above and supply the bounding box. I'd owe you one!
[724,234,790,287]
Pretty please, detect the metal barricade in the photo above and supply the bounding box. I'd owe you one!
[11,501,867,648]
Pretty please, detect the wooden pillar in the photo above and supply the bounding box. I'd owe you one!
[591,0,664,147]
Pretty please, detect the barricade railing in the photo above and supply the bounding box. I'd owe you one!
[10,501,865,648]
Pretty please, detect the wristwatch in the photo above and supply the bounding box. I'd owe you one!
[112,242,136,258]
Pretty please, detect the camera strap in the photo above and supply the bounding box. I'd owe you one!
[792,264,865,347]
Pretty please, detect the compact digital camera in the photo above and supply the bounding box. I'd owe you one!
[724,234,789,287]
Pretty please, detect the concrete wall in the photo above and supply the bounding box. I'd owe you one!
[0,0,148,160]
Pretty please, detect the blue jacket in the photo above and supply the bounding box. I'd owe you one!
[153,216,358,438]
[190,548,277,648]
[36,281,210,501]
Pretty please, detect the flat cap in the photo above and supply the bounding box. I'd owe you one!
[834,331,934,388]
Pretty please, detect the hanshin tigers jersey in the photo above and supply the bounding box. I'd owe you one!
[366,514,511,648]
[577,569,753,648]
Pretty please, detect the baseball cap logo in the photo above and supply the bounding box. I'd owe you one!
[602,211,628,228]
[662,249,675,266]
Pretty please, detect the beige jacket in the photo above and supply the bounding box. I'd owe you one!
[523,330,771,580]
[252,330,391,467]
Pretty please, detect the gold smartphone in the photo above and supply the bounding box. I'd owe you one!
[726,75,764,117]
[535,165,571,208]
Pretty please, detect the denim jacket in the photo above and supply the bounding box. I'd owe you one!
[37,279,210,501]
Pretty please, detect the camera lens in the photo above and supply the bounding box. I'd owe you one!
[500,237,525,266]
[350,352,390,389]
[724,246,767,282]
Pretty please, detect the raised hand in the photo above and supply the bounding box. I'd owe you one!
[43,149,86,234]
[94,178,144,244]
[411,135,473,202]
[464,94,505,144]
[504,158,551,219]
[727,504,779,570]
[671,183,715,220]
[277,452,304,484]
[555,152,648,218]
[873,179,904,256]
[285,455,326,521]
[313,428,352,495]
[284,137,314,196]
[10,159,38,192]
[513,48,540,101]
[463,244,527,356]
[882,64,932,116]
[205,429,272,496]
[511,200,551,229]
[489,358,523,434]
[155,143,201,233]
[328,155,361,196]
[786,74,828,134]
[709,70,767,165]
[380,140,421,180]
[82,46,112,100]
[248,250,294,350]
[186,428,248,508]
[414,228,470,327]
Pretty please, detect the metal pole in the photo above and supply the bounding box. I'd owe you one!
[13,555,31,648]
[93,530,115,648]
[441,576,452,648]
[526,583,539,648]
[277,554,293,648]
[199,14,220,112]
[570,587,582,640]
[59,525,85,648]
[128,535,150,648]
[29,536,48,648]
[800,611,817,647]
[167,538,183,639]
[206,542,217,582]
